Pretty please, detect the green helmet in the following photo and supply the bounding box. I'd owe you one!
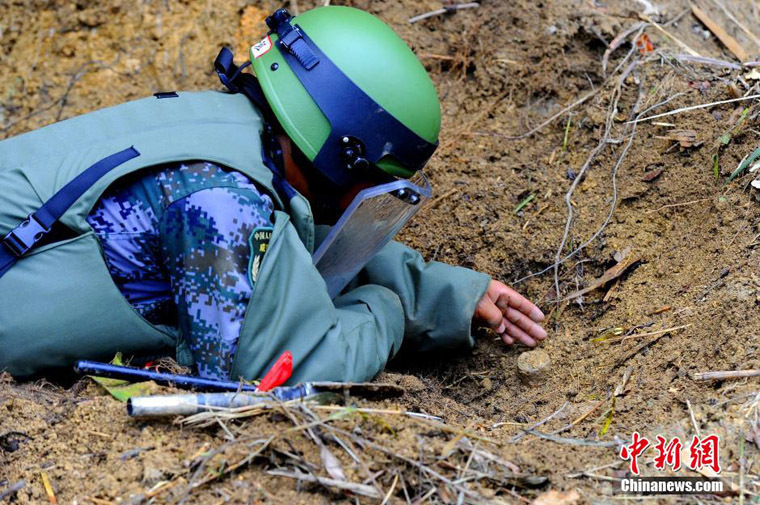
[249,6,440,186]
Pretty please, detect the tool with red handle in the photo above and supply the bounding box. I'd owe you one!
[257,350,293,391]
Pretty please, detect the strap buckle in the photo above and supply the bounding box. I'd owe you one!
[2,214,48,257]
[266,9,319,70]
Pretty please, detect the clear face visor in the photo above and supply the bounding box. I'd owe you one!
[313,172,432,299]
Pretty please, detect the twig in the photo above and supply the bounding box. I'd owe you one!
[640,13,702,56]
[501,88,601,140]
[551,399,607,434]
[521,429,620,447]
[268,470,381,498]
[602,22,647,77]
[0,480,26,501]
[381,473,399,505]
[614,333,668,368]
[710,0,760,48]
[327,425,483,500]
[513,402,569,442]
[692,5,748,62]
[601,324,692,343]
[567,460,623,478]
[645,198,710,213]
[628,94,760,124]
[515,90,685,285]
[667,53,742,70]
[552,59,639,300]
[409,2,479,24]
[87,498,116,505]
[1,61,106,134]
[686,399,701,438]
[562,255,642,302]
[426,188,458,210]
[692,370,760,381]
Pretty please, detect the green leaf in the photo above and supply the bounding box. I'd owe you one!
[727,147,760,184]
[90,376,156,402]
[713,154,720,183]
[88,352,155,402]
[599,398,616,436]
[514,193,535,214]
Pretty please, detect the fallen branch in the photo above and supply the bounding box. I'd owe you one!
[692,370,760,381]
[563,255,642,301]
[268,470,381,498]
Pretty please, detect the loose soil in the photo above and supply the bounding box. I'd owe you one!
[2,0,760,503]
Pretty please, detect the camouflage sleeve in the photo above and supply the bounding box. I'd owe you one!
[159,186,274,380]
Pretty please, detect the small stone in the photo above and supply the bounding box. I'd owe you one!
[481,377,493,391]
[142,467,166,486]
[517,349,551,385]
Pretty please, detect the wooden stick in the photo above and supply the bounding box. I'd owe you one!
[645,198,710,214]
[268,470,381,498]
[603,324,692,343]
[627,94,760,124]
[710,0,760,48]
[692,5,748,62]
[409,2,479,24]
[692,370,760,381]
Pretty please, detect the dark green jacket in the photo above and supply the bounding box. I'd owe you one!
[0,91,490,382]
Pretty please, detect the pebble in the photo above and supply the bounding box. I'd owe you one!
[517,349,551,385]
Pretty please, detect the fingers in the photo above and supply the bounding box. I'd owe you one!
[495,287,545,323]
[500,319,536,347]
[505,306,547,342]
[475,299,504,332]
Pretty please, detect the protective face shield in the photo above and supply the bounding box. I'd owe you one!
[313,172,432,298]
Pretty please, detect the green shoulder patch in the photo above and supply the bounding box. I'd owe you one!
[248,226,273,286]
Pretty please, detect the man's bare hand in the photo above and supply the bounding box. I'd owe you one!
[474,280,546,347]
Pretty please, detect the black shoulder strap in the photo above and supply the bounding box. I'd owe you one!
[214,48,276,125]
[1,146,140,279]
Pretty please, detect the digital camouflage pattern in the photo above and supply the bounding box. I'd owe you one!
[87,162,274,380]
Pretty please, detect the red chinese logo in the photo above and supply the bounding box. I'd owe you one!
[620,432,650,475]
[653,435,682,471]
[620,433,721,475]
[688,434,721,474]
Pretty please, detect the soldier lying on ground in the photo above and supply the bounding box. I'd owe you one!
[0,6,546,383]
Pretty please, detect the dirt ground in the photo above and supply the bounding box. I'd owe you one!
[2,0,760,503]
